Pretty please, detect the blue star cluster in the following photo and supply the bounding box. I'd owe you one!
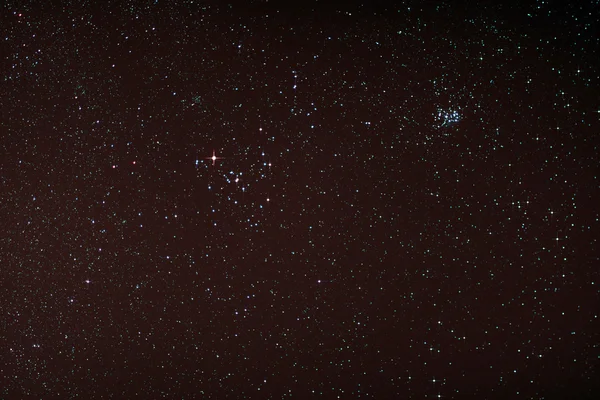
[1,1,598,399]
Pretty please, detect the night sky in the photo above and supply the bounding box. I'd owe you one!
[1,1,599,399]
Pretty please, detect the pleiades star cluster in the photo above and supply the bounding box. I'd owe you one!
[1,1,599,399]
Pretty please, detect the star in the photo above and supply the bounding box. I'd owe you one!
[205,150,225,166]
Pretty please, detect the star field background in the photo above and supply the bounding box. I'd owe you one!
[1,1,599,398]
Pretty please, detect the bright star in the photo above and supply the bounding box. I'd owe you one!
[205,150,225,166]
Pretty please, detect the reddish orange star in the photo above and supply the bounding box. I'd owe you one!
[205,150,225,166]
